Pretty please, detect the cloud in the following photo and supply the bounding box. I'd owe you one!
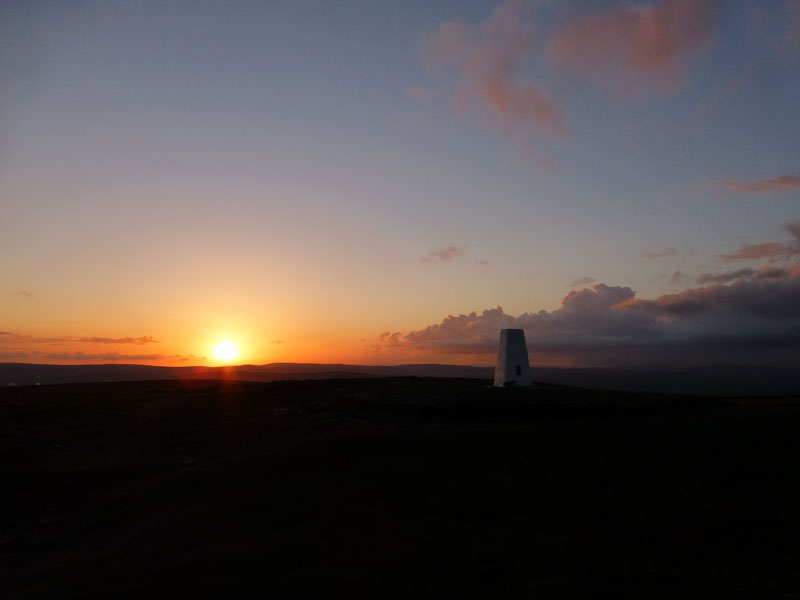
[0,351,166,362]
[399,284,655,357]
[716,221,800,262]
[14,290,33,300]
[379,332,403,347]
[425,0,568,146]
[717,242,799,262]
[376,271,800,367]
[785,0,800,51]
[77,336,159,345]
[723,174,800,193]
[421,244,467,262]
[566,276,596,288]
[697,268,756,284]
[668,270,688,285]
[475,259,491,267]
[643,247,677,258]
[546,0,719,94]
[617,276,800,319]
[0,333,160,345]
[695,266,791,284]
[537,156,560,170]
[406,85,433,103]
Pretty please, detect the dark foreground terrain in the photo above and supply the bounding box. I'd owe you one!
[2,378,800,599]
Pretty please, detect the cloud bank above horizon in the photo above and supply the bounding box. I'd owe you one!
[374,224,800,368]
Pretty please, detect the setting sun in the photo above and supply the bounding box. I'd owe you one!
[213,340,238,362]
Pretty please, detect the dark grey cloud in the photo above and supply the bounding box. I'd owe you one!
[668,270,688,285]
[697,268,756,284]
[697,266,789,284]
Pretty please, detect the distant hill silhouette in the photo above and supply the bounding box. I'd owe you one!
[1,362,797,396]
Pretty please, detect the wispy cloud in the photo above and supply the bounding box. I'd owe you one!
[77,336,158,345]
[425,0,568,147]
[697,268,755,284]
[723,174,800,193]
[785,0,800,51]
[421,244,467,262]
[546,0,719,94]
[475,258,491,267]
[14,290,33,300]
[0,351,165,362]
[697,266,790,284]
[668,270,689,285]
[566,276,596,288]
[717,242,799,262]
[406,85,433,103]
[642,247,677,258]
[0,332,160,345]
[716,221,800,262]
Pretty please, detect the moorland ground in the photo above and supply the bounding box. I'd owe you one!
[2,377,800,599]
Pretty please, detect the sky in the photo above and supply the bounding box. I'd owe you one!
[1,0,799,368]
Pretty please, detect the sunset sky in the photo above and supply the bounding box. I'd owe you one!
[2,0,799,367]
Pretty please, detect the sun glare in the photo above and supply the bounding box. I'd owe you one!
[213,340,238,362]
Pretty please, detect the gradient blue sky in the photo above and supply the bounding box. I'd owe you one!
[2,0,799,366]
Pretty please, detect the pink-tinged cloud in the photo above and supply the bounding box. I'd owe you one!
[716,220,800,261]
[717,242,800,262]
[426,0,568,145]
[785,0,800,51]
[421,244,467,262]
[723,174,800,193]
[406,86,433,103]
[546,0,719,93]
[642,247,677,258]
[537,156,560,170]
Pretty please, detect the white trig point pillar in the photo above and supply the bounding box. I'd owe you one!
[494,329,532,387]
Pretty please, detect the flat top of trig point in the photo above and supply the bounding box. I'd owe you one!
[500,328,526,336]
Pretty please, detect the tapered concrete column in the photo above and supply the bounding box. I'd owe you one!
[494,329,532,387]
